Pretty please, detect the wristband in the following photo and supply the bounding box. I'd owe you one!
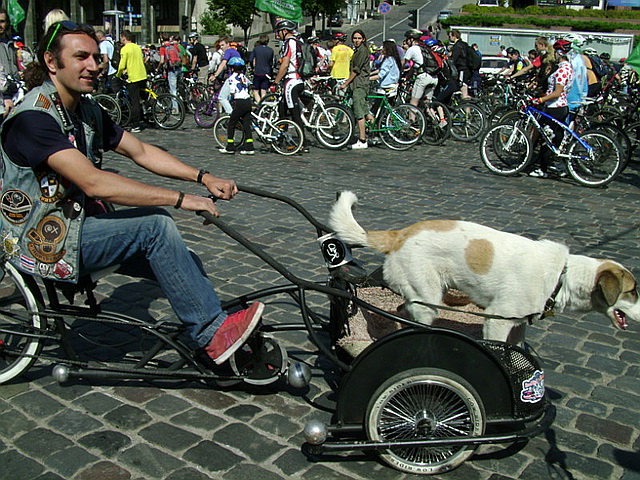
[174,191,185,209]
[197,169,209,184]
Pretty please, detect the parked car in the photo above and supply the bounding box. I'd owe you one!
[437,10,452,21]
[479,55,509,75]
[329,14,343,27]
[477,0,500,5]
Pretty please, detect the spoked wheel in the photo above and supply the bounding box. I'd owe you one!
[213,115,246,149]
[256,93,280,123]
[420,101,450,146]
[313,103,354,149]
[449,101,486,142]
[229,333,288,385]
[480,124,532,175]
[93,94,121,125]
[566,130,623,187]
[0,263,45,384]
[366,368,485,475]
[152,93,185,130]
[194,99,219,128]
[379,103,426,151]
[118,97,133,127]
[268,119,304,155]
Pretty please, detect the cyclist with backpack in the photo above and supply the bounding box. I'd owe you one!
[273,19,308,152]
[159,34,184,109]
[402,30,438,113]
[582,47,604,98]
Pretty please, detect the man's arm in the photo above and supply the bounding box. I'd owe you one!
[274,56,289,84]
[213,58,227,78]
[46,134,236,216]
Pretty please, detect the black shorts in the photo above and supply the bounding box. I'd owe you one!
[253,74,271,91]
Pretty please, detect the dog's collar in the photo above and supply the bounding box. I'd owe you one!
[542,265,568,318]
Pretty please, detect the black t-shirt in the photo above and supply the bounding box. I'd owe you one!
[191,43,208,68]
[2,108,124,169]
[249,44,274,76]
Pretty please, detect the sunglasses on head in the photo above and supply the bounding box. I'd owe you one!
[46,20,95,51]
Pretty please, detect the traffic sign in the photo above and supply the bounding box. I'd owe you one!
[378,2,391,14]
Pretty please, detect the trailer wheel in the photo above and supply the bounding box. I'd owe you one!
[365,368,486,475]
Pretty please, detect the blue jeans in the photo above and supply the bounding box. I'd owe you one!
[79,207,227,347]
[167,69,181,110]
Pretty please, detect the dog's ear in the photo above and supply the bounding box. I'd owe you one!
[596,267,635,306]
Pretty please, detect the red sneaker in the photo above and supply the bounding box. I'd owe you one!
[205,302,264,365]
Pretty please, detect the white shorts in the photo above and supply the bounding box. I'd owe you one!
[412,73,438,101]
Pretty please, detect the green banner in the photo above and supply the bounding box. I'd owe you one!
[626,42,640,75]
[7,0,25,26]
[255,0,302,22]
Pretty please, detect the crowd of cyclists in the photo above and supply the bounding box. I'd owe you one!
[26,17,634,184]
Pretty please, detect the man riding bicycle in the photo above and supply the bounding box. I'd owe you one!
[0,21,263,366]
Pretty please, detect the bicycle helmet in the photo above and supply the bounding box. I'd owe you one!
[334,32,347,41]
[188,32,198,39]
[424,38,438,47]
[553,39,572,55]
[563,33,586,49]
[274,19,296,32]
[600,52,611,61]
[228,56,245,67]
[583,47,598,55]
[432,45,447,55]
[404,29,422,40]
[307,36,319,44]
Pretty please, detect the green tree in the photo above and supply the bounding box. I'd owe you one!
[199,11,231,36]
[303,0,344,31]
[206,0,256,44]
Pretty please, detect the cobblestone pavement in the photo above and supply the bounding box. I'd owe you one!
[1,116,640,480]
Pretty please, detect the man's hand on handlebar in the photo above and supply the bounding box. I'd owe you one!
[202,176,238,200]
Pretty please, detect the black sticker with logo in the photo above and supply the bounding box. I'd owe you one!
[27,215,67,264]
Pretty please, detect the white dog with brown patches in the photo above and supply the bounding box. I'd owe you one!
[329,191,640,344]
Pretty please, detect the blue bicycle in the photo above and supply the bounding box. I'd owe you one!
[480,101,624,187]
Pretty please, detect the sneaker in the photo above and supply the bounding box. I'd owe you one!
[219,148,235,154]
[548,164,567,177]
[351,140,368,150]
[438,119,448,128]
[130,126,141,133]
[239,149,255,155]
[205,302,264,365]
[528,168,548,178]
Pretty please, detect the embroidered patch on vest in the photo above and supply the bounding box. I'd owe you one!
[1,189,33,224]
[20,254,35,272]
[53,259,73,279]
[37,172,64,203]
[26,215,67,264]
[2,231,20,257]
[34,93,52,110]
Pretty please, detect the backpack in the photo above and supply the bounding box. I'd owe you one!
[298,41,317,78]
[465,42,481,72]
[586,54,607,80]
[164,44,182,69]
[110,42,121,70]
[418,44,441,76]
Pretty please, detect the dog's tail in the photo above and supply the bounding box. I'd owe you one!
[328,191,395,254]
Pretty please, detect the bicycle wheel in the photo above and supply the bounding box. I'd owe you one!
[379,103,425,151]
[194,99,219,128]
[480,124,532,175]
[93,94,121,125]
[256,93,280,122]
[187,83,210,113]
[0,262,45,384]
[365,368,485,475]
[588,123,632,171]
[566,130,623,187]
[449,101,486,142]
[420,100,450,146]
[152,93,185,130]
[313,103,354,149]
[213,115,246,149]
[117,96,133,127]
[268,119,303,155]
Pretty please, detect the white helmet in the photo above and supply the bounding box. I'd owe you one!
[563,33,586,49]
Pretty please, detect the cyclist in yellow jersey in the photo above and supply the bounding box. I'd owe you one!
[329,33,353,80]
[116,29,147,132]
